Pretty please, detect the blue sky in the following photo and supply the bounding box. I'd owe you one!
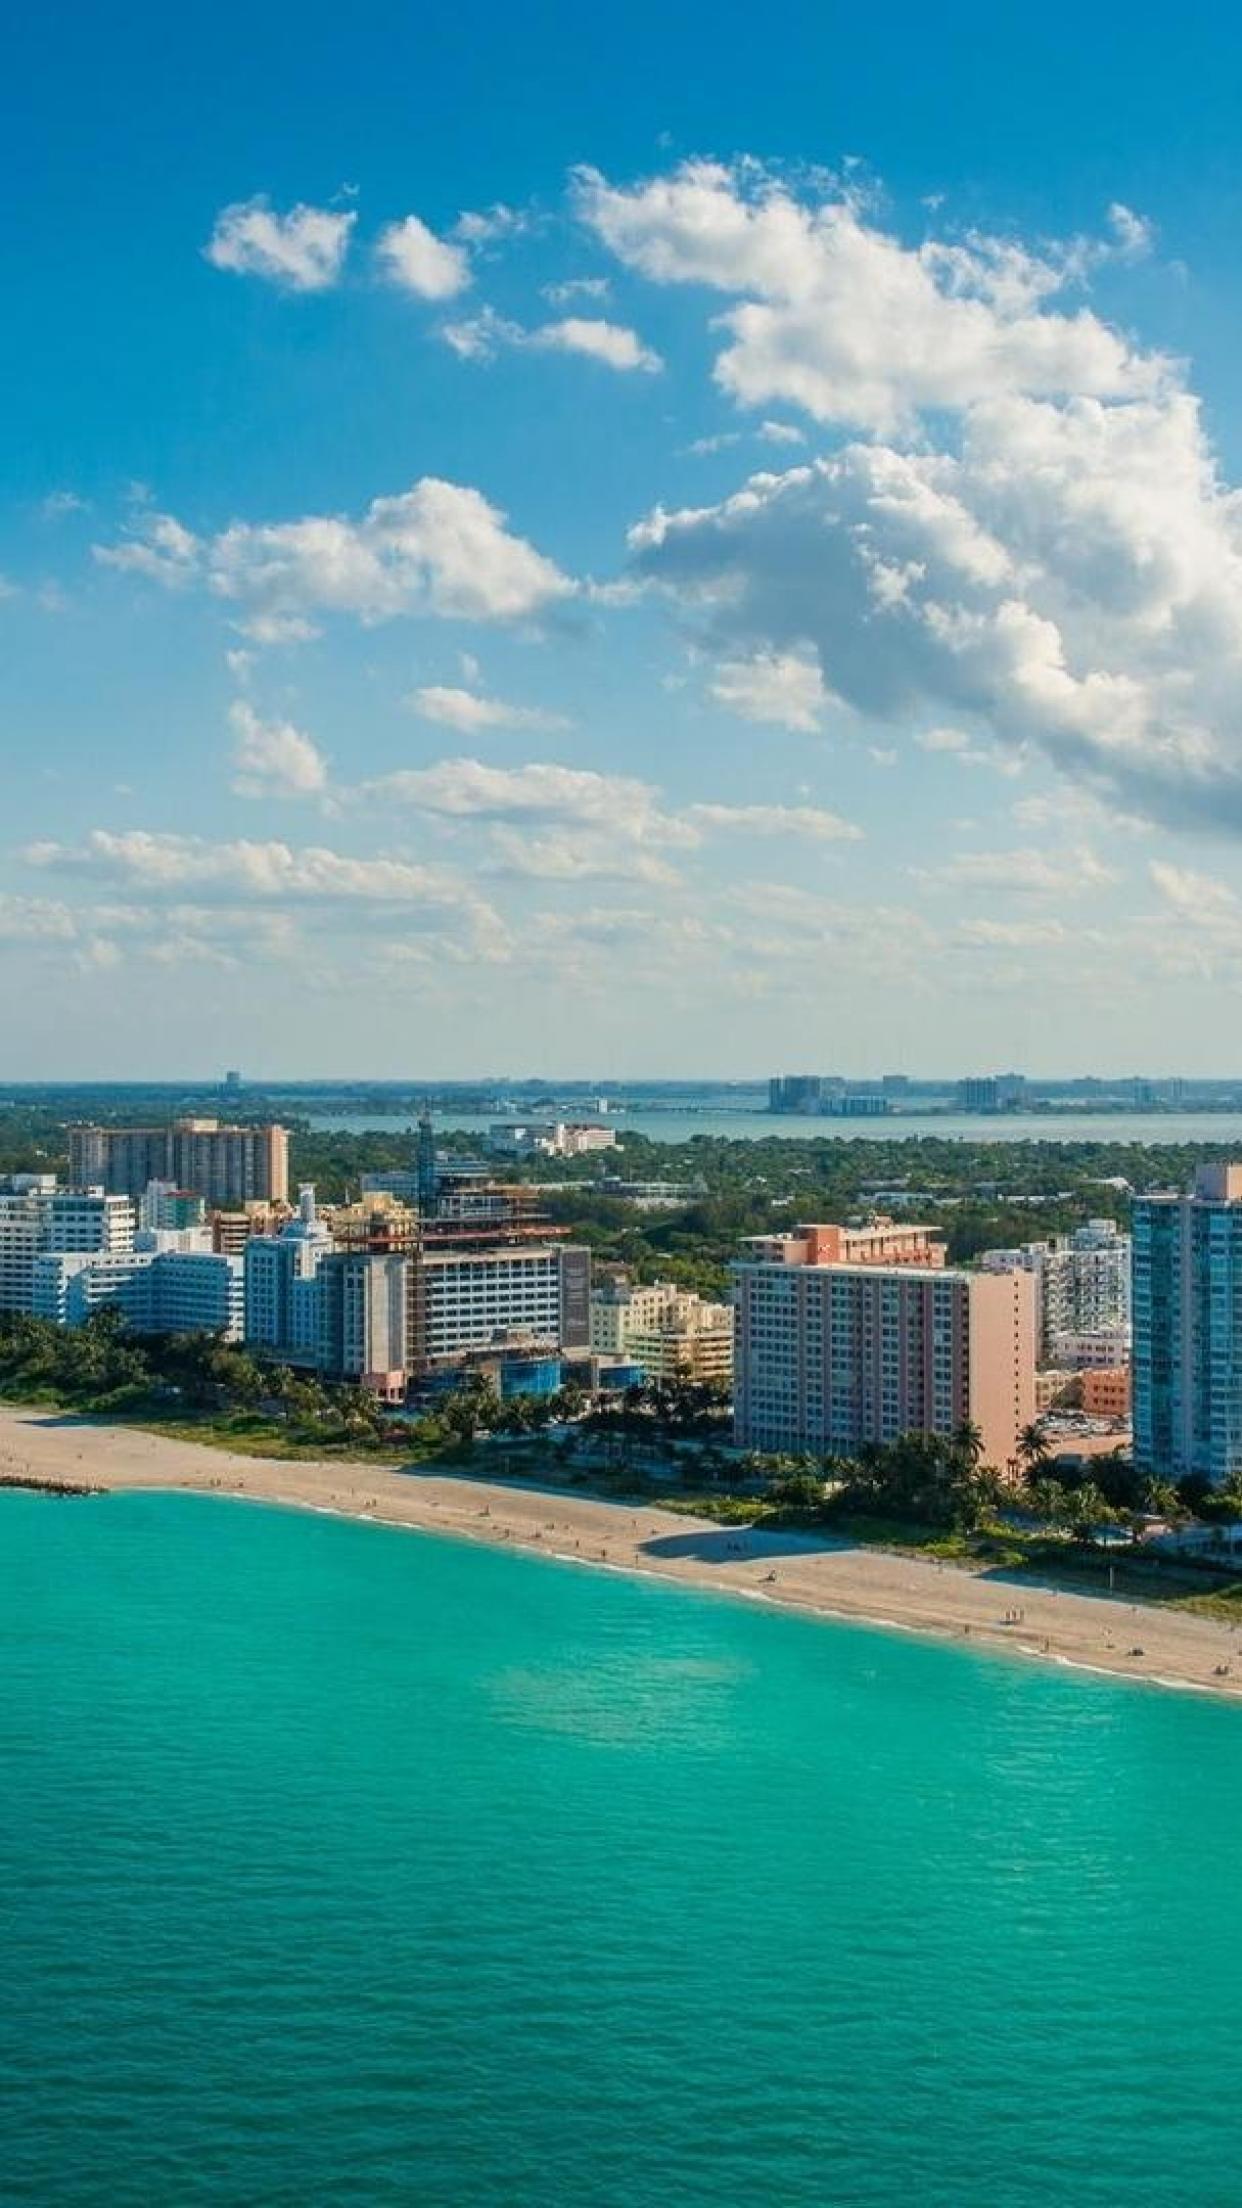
[7,0,1242,1078]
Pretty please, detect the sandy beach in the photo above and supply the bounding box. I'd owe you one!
[3,1403,1242,1699]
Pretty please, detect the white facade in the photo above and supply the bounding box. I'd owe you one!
[0,1187,136,1315]
[45,1191,136,1257]
[416,1244,591,1368]
[980,1220,1130,1365]
[0,1192,46,1313]
[30,1246,242,1338]
[488,1121,617,1159]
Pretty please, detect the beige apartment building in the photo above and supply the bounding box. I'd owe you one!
[590,1277,734,1384]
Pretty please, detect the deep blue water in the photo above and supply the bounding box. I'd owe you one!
[4,1490,1242,2205]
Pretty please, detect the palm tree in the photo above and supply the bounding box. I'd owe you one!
[1017,1422,1051,1483]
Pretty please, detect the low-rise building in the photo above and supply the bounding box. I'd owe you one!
[487,1120,618,1159]
[1080,1365,1131,1419]
[590,1277,733,1383]
[741,1218,946,1269]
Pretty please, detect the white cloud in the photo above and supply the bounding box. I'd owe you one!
[916,725,971,753]
[708,646,828,731]
[228,700,329,796]
[440,307,661,371]
[95,479,573,633]
[204,197,355,292]
[0,894,77,943]
[366,757,693,847]
[1149,859,1239,923]
[756,420,806,446]
[685,431,742,456]
[688,801,861,842]
[94,511,200,587]
[629,394,1242,836]
[531,318,661,372]
[404,684,570,733]
[576,160,1162,432]
[375,214,471,299]
[454,203,529,245]
[954,917,1069,947]
[24,829,466,907]
[40,490,88,519]
[913,845,1115,896]
[542,275,611,304]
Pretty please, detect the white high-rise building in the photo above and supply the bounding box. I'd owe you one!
[979,1220,1130,1366]
[0,1191,47,1313]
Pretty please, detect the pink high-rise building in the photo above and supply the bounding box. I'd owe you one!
[732,1225,1035,1473]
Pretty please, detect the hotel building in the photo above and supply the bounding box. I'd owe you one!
[733,1223,1035,1470]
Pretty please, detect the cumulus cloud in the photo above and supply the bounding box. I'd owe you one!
[576,160,1161,432]
[629,398,1242,835]
[708,646,828,731]
[440,307,661,371]
[532,318,661,372]
[94,512,199,588]
[204,197,355,291]
[366,757,694,848]
[94,478,573,634]
[24,828,467,907]
[404,684,570,733]
[228,700,329,796]
[375,214,471,299]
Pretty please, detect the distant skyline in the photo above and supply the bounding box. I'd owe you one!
[9,3,1242,1076]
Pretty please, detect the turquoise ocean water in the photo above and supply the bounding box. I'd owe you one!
[4,1490,1242,2207]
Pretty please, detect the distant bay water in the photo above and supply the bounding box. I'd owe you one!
[305,1105,1242,1147]
[5,1490,1242,2206]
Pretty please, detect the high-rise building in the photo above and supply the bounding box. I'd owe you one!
[1133,1163,1242,1484]
[0,1190,48,1312]
[411,1243,591,1373]
[732,1227,1035,1469]
[243,1186,334,1366]
[68,1120,289,1206]
[316,1252,409,1401]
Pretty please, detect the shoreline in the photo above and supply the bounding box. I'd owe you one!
[3,1404,1241,1700]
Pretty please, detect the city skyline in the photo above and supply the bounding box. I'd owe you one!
[10,6,1242,1074]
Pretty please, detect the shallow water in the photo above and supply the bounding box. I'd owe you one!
[4,1489,1241,2205]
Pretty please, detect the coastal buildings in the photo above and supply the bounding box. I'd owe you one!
[32,1245,243,1337]
[1133,1163,1242,1484]
[68,1120,289,1207]
[732,1223,1035,1469]
[487,1120,618,1159]
[589,1278,734,1383]
[316,1252,408,1401]
[242,1187,334,1365]
[979,1221,1131,1365]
